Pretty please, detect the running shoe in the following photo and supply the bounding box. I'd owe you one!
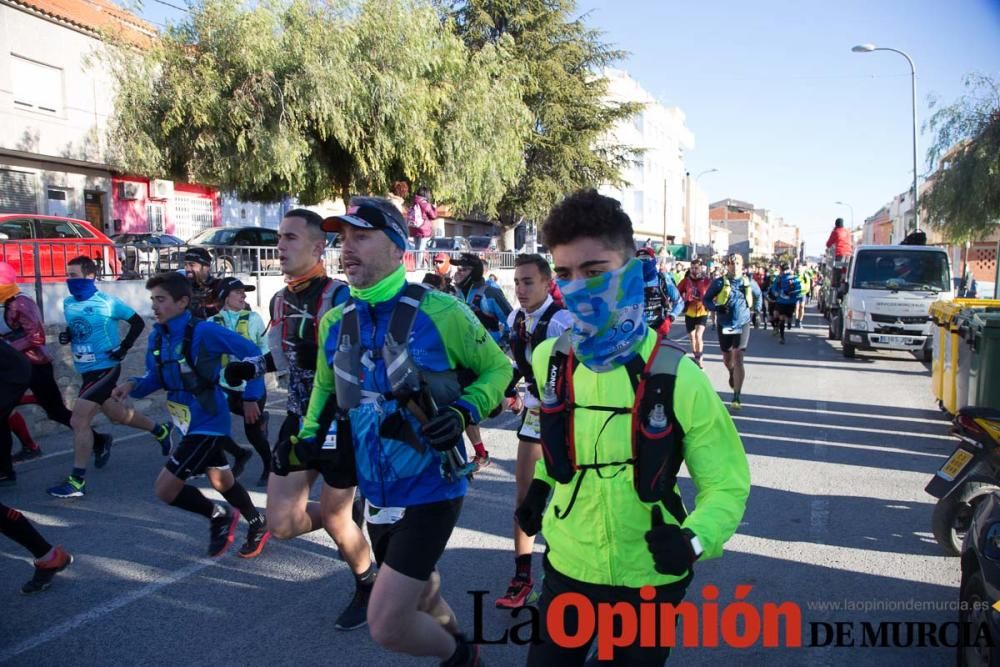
[93,433,113,469]
[11,446,43,463]
[208,507,239,557]
[21,546,73,594]
[48,475,85,498]
[445,633,483,667]
[152,422,173,456]
[495,576,534,609]
[731,399,742,411]
[238,518,270,559]
[231,447,253,479]
[334,585,371,631]
[779,337,786,345]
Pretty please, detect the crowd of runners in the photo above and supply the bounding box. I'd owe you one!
[0,193,872,665]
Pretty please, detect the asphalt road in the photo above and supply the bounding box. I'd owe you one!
[0,305,960,666]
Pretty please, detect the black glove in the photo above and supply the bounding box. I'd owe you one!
[645,506,698,575]
[225,360,257,385]
[58,328,72,345]
[108,347,127,361]
[474,310,500,332]
[421,405,470,451]
[515,479,552,536]
[271,436,294,476]
[293,341,318,371]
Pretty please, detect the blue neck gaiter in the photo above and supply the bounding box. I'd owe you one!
[67,278,97,301]
[556,258,648,372]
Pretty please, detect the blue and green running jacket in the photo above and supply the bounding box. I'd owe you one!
[299,267,511,508]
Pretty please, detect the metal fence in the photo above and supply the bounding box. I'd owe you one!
[2,240,532,315]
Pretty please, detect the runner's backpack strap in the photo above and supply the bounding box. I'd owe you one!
[333,300,363,412]
[538,331,577,484]
[383,282,431,400]
[631,334,688,524]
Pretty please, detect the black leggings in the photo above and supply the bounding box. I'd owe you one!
[0,381,30,475]
[226,390,271,470]
[29,363,72,428]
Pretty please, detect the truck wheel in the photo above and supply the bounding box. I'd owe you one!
[922,348,933,363]
[842,342,856,358]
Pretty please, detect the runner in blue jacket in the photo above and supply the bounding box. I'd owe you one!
[112,272,270,559]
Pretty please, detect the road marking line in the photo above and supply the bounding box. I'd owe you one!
[0,557,216,662]
[731,414,952,441]
[733,401,946,425]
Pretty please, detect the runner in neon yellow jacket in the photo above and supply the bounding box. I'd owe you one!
[530,329,750,588]
[517,189,750,665]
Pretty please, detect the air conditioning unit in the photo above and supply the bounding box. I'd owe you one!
[150,179,173,199]
[117,182,142,200]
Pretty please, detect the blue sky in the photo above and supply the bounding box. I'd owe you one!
[135,0,1000,254]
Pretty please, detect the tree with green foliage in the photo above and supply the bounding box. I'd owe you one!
[107,0,529,213]
[923,74,1000,242]
[453,0,641,238]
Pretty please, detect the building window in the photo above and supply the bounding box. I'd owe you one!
[147,203,165,233]
[173,195,213,240]
[11,54,63,114]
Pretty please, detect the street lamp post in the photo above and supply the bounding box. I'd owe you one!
[684,168,718,259]
[852,43,919,232]
[834,200,854,228]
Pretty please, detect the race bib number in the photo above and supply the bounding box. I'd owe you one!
[322,420,338,451]
[167,401,191,435]
[722,325,742,336]
[72,344,96,364]
[518,408,541,440]
[365,500,405,526]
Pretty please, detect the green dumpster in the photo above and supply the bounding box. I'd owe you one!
[968,312,1000,410]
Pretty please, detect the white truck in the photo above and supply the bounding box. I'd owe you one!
[828,244,953,361]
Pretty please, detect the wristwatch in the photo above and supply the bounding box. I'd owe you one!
[683,528,704,560]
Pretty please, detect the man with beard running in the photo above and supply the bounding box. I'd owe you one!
[285,196,509,666]
[264,208,373,630]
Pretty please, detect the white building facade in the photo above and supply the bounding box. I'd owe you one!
[598,68,698,247]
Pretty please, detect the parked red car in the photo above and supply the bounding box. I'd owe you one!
[0,214,120,282]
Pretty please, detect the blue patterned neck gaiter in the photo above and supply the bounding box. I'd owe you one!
[557,258,648,372]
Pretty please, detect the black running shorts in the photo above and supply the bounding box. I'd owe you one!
[276,411,358,489]
[366,497,463,581]
[78,366,122,404]
[684,315,708,333]
[776,303,796,318]
[718,328,751,353]
[165,434,232,481]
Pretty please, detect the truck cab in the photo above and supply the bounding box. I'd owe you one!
[833,245,953,361]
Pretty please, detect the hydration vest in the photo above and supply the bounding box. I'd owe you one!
[333,283,463,414]
[268,277,347,369]
[213,311,252,368]
[510,301,564,400]
[152,318,218,414]
[539,331,688,524]
[715,276,754,310]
